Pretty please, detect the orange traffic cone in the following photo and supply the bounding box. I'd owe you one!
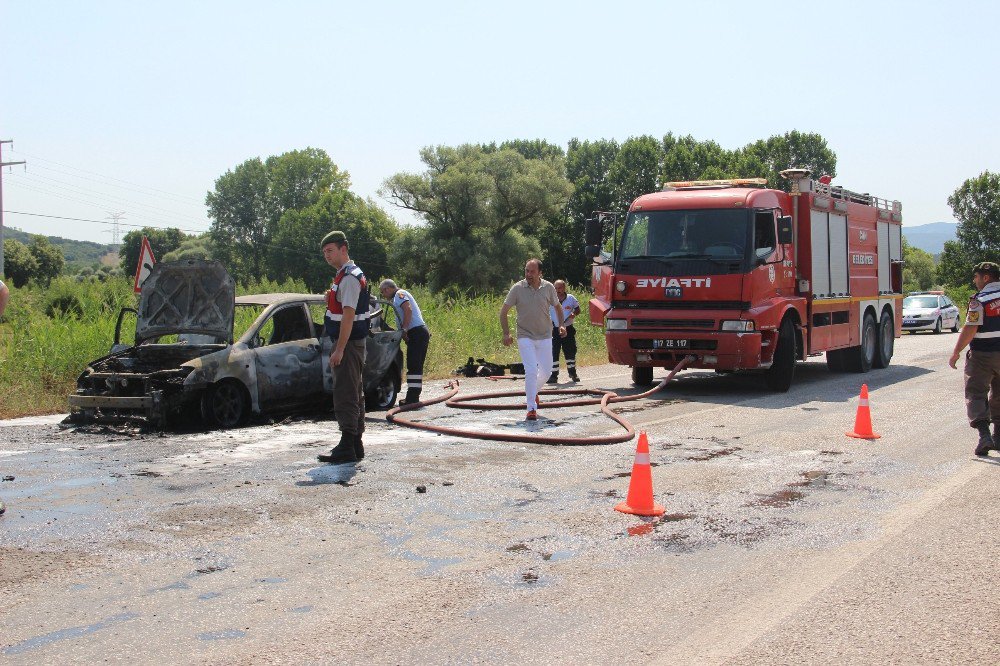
[846,384,881,439]
[615,432,665,516]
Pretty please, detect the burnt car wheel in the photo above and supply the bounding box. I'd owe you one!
[202,380,249,428]
[365,368,399,411]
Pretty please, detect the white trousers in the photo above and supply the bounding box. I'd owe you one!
[518,337,552,411]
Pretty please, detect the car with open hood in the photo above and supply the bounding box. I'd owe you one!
[68,260,403,428]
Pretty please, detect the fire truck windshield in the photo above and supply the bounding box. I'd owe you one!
[619,209,750,270]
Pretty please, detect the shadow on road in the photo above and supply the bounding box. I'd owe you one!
[594,360,935,411]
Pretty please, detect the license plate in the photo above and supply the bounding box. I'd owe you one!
[653,339,688,349]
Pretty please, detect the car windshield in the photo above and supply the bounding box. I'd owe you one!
[620,209,750,263]
[904,296,938,309]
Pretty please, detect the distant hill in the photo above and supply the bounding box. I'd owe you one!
[2,227,118,271]
[903,221,957,256]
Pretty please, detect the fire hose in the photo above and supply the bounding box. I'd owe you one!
[386,356,694,445]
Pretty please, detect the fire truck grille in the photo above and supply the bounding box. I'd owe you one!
[615,300,749,311]
[630,319,715,329]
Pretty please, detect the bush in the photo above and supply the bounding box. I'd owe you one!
[45,293,85,319]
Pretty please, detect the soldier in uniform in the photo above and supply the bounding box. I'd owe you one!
[317,231,371,465]
[949,261,1000,457]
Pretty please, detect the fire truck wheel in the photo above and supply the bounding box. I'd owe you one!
[933,317,942,334]
[764,318,797,392]
[874,310,894,369]
[631,366,654,387]
[847,313,877,373]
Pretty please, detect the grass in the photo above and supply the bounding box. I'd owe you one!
[0,278,606,419]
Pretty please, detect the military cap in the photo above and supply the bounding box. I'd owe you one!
[974,261,1000,278]
[321,230,347,249]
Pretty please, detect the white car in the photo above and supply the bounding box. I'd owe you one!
[902,292,960,334]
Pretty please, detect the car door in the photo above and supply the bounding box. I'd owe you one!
[251,303,324,409]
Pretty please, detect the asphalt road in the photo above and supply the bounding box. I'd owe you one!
[1,330,998,664]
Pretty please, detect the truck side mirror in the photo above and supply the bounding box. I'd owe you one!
[584,217,602,246]
[777,216,793,244]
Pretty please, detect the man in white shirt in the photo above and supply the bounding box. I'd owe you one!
[548,279,581,384]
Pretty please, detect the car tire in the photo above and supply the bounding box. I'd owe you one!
[764,318,797,392]
[632,366,654,387]
[951,316,960,333]
[874,310,894,369]
[365,366,399,411]
[933,317,942,334]
[846,312,877,373]
[202,380,249,429]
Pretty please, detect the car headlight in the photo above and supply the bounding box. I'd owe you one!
[606,318,627,331]
[720,320,755,332]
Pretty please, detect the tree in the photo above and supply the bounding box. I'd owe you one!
[206,148,348,284]
[939,170,1000,287]
[162,235,215,262]
[381,144,572,292]
[738,130,837,190]
[28,235,65,285]
[2,239,38,287]
[119,227,187,273]
[270,190,399,292]
[902,238,936,292]
[661,133,733,182]
[608,136,662,213]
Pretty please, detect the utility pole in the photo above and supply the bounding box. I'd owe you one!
[0,139,27,278]
[105,211,127,248]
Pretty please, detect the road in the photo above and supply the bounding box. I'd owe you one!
[1,331,998,664]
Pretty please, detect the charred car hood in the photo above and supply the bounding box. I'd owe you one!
[137,260,235,342]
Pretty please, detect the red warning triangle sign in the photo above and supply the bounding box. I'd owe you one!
[133,236,157,294]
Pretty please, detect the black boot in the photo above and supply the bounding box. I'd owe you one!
[974,423,994,457]
[398,388,422,408]
[993,423,1000,451]
[318,432,358,464]
[354,433,365,461]
[568,368,579,382]
[546,372,559,385]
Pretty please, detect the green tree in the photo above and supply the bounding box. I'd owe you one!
[119,227,187,273]
[270,190,400,292]
[937,240,974,289]
[2,239,38,287]
[28,235,65,285]
[902,238,936,292]
[206,148,348,284]
[738,130,837,190]
[939,170,1000,287]
[608,135,662,212]
[162,235,215,262]
[381,144,572,292]
[661,133,733,182]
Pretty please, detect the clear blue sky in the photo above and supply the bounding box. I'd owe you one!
[2,0,998,244]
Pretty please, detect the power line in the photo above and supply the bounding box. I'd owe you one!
[105,211,126,246]
[6,148,205,204]
[2,209,206,233]
[1,139,27,277]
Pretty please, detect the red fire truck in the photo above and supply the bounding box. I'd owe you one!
[584,169,904,391]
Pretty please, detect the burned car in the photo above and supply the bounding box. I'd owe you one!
[68,260,403,428]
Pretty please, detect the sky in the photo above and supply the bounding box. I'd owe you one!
[2,0,998,245]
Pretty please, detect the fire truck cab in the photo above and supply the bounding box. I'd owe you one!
[584,170,903,391]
